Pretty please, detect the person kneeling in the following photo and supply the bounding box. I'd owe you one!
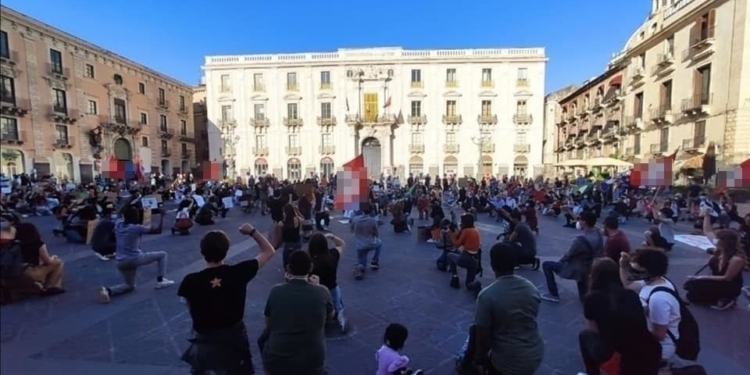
[446,214,482,292]
[172,207,193,235]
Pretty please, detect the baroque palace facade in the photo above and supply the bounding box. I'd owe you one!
[550,0,750,176]
[202,47,547,180]
[0,6,196,182]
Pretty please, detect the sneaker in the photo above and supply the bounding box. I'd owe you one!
[449,275,460,289]
[710,299,737,311]
[94,252,111,261]
[370,261,380,270]
[353,267,364,280]
[336,310,348,333]
[98,287,111,304]
[155,278,175,289]
[426,238,436,243]
[540,293,561,303]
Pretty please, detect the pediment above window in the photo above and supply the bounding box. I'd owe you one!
[478,91,497,97]
[317,93,336,100]
[251,95,268,102]
[408,91,427,98]
[283,93,302,101]
[217,96,235,102]
[443,91,462,98]
[514,90,533,98]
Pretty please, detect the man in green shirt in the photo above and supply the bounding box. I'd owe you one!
[473,242,545,375]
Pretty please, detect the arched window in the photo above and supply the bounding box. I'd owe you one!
[114,74,123,85]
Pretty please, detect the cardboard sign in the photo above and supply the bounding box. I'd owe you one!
[193,195,205,208]
[142,209,152,227]
[86,219,99,245]
[141,196,159,209]
[222,196,234,209]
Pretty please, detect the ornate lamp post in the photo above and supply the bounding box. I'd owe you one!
[471,134,492,179]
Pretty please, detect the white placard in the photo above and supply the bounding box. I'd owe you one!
[234,190,243,197]
[193,195,205,208]
[222,196,234,208]
[140,197,159,209]
[674,234,716,251]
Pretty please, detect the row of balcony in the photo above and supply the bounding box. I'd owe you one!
[156,148,193,159]
[226,113,533,129]
[249,142,532,158]
[631,32,715,86]
[0,129,76,148]
[223,78,532,94]
[154,99,190,115]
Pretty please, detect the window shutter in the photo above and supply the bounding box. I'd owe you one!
[659,84,666,108]
[692,69,702,105]
[707,9,716,38]
[689,17,700,46]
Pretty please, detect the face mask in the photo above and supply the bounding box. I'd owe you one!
[575,221,582,230]
[628,268,651,281]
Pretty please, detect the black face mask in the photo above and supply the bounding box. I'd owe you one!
[628,267,651,281]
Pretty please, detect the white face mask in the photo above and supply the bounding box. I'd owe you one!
[576,221,582,230]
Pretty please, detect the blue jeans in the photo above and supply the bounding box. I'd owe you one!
[356,239,382,270]
[542,260,588,301]
[329,285,343,313]
[108,252,168,296]
[64,229,85,244]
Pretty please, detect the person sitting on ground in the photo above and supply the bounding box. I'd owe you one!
[97,205,171,303]
[172,206,193,235]
[15,222,65,296]
[641,226,673,253]
[0,212,43,304]
[376,323,424,375]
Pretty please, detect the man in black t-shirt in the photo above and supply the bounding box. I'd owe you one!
[178,223,277,375]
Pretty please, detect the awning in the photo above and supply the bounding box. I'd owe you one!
[555,159,586,167]
[609,75,622,86]
[602,84,621,103]
[676,155,704,170]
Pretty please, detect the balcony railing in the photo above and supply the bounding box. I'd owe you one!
[443,143,459,153]
[681,94,713,114]
[46,63,70,80]
[410,81,424,89]
[286,83,299,91]
[157,99,169,110]
[250,118,270,127]
[161,147,172,157]
[445,80,458,88]
[320,83,332,90]
[650,105,674,124]
[286,146,302,156]
[317,116,337,126]
[409,144,425,154]
[283,117,304,126]
[98,115,142,134]
[220,118,237,128]
[159,127,175,139]
[0,50,19,65]
[682,136,705,151]
[0,130,26,144]
[478,114,498,125]
[181,150,192,159]
[625,147,635,156]
[690,26,716,49]
[480,143,495,153]
[481,80,494,88]
[629,66,645,83]
[49,105,79,124]
[178,105,189,115]
[219,85,232,93]
[319,145,336,155]
[649,144,661,154]
[513,113,532,125]
[54,136,75,149]
[0,96,30,116]
[514,143,530,153]
[253,84,265,92]
[178,132,195,142]
[253,147,269,156]
[408,115,427,125]
[516,78,529,87]
[442,114,462,125]
[623,116,643,129]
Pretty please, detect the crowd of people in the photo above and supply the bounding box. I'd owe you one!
[1,170,749,375]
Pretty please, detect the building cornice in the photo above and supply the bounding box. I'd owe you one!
[0,5,192,92]
[558,66,625,105]
[202,47,547,70]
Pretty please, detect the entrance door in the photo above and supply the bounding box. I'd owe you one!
[364,93,378,122]
[114,138,132,161]
[362,137,381,179]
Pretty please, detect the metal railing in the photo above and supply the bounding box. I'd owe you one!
[319,145,336,155]
[253,84,265,92]
[480,143,495,153]
[317,116,337,126]
[181,150,192,159]
[516,78,529,87]
[445,80,458,88]
[0,50,19,64]
[46,63,70,79]
[442,114,462,125]
[250,118,270,127]
[253,146,269,156]
[681,94,713,112]
[481,80,494,88]
[409,144,425,153]
[408,115,427,125]
[320,83,332,90]
[443,143,459,153]
[161,147,172,157]
[478,114,497,125]
[410,81,424,88]
[514,143,530,153]
[157,99,170,109]
[286,83,299,91]
[513,114,532,124]
[55,136,75,147]
[286,146,302,155]
[283,117,303,126]
[0,129,26,143]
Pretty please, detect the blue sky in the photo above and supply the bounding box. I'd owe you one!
[4,0,650,92]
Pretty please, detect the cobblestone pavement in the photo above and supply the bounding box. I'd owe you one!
[1,208,748,375]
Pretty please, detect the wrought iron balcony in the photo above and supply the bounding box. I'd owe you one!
[317,116,337,126]
[49,105,78,124]
[178,132,195,142]
[445,80,458,88]
[0,50,19,66]
[287,83,299,91]
[650,105,675,124]
[651,52,675,75]
[54,136,74,149]
[0,95,30,117]
[181,150,192,159]
[683,26,716,61]
[682,137,705,152]
[410,81,424,89]
[681,94,713,116]
[481,80,494,88]
[250,118,269,127]
[443,143,460,153]
[516,78,529,87]
[623,116,644,130]
[159,127,175,140]
[220,118,237,129]
[514,143,530,153]
[161,147,172,157]
[253,84,265,92]
[283,117,304,127]
[513,113,532,125]
[477,114,498,125]
[99,115,142,134]
[286,146,302,156]
[320,83,332,90]
[408,115,427,125]
[156,99,169,110]
[629,66,645,83]
[480,143,495,153]
[409,144,425,154]
[319,145,336,155]
[253,147,269,156]
[46,63,70,81]
[442,114,462,125]
[178,105,189,116]
[0,129,26,145]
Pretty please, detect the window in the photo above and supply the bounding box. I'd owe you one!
[665,35,675,55]
[114,74,123,85]
[0,117,19,139]
[142,137,149,147]
[287,103,298,119]
[159,115,167,130]
[659,127,669,152]
[387,69,394,78]
[410,69,421,83]
[633,134,641,154]
[221,105,233,121]
[87,100,97,114]
[0,31,8,59]
[697,64,711,104]
[114,98,126,123]
[85,64,95,78]
[287,159,301,181]
[516,132,528,144]
[446,131,457,144]
[255,134,267,148]
[481,100,492,116]
[320,71,331,88]
[517,68,528,85]
[638,53,646,69]
[53,89,67,111]
[140,112,148,125]
[158,88,166,104]
[320,102,332,119]
[0,75,15,103]
[446,100,457,116]
[181,143,188,154]
[253,73,264,91]
[446,68,456,83]
[138,82,145,94]
[661,80,673,108]
[253,104,265,120]
[634,92,644,117]
[178,120,186,136]
[179,95,186,110]
[410,101,422,117]
[321,133,332,147]
[287,72,297,90]
[288,134,300,148]
[516,100,527,115]
[411,132,423,145]
[481,68,492,83]
[346,70,354,78]
[220,74,230,92]
[50,49,63,72]
[694,120,706,146]
[161,140,168,151]
[55,124,68,143]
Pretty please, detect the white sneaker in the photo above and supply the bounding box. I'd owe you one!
[155,278,175,289]
[98,287,111,304]
[94,252,110,261]
[337,309,348,333]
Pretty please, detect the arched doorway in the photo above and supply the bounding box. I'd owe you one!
[320,157,334,178]
[181,160,189,174]
[114,138,132,161]
[361,137,381,179]
[443,155,458,176]
[514,155,528,177]
[1,149,24,176]
[481,155,493,177]
[254,158,268,176]
[287,158,301,181]
[55,152,73,182]
[409,156,423,176]
[161,159,170,176]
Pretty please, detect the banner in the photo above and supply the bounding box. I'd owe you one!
[335,155,368,211]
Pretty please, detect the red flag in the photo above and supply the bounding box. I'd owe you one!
[343,154,364,169]
[717,158,750,188]
[383,96,391,108]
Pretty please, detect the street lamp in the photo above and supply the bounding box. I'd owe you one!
[471,134,492,179]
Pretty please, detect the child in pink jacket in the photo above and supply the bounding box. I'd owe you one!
[375,323,423,375]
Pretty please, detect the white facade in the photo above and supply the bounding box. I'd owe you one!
[202,47,547,180]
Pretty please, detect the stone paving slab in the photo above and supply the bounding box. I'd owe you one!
[1,210,748,375]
